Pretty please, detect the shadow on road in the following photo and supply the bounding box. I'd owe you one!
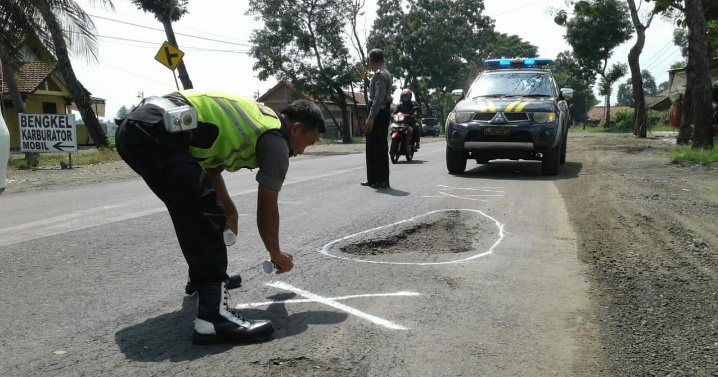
[115,294,347,362]
[374,186,410,196]
[458,160,583,181]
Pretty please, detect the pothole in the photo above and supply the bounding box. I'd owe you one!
[325,209,502,264]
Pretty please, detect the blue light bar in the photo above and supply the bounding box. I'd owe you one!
[484,58,553,68]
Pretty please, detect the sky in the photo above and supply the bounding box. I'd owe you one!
[71,0,684,120]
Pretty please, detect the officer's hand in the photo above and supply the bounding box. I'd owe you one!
[365,118,374,133]
[356,66,366,81]
[225,212,239,235]
[270,251,294,274]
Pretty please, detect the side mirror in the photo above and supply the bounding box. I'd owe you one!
[560,88,574,101]
[451,89,465,103]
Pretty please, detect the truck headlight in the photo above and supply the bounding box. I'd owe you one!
[532,112,556,124]
[449,112,475,124]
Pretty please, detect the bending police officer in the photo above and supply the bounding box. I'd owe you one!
[115,91,325,345]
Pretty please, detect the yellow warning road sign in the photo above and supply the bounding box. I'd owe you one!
[154,41,184,71]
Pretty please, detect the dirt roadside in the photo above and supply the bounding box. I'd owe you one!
[3,133,717,375]
[556,132,718,376]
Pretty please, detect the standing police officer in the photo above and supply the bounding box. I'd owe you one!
[357,49,392,189]
[115,92,325,345]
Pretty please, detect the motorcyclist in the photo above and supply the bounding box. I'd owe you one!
[394,88,422,150]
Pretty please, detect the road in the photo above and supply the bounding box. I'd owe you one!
[0,139,602,376]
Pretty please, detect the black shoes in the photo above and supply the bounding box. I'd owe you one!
[361,181,389,188]
[192,281,275,345]
[186,273,242,295]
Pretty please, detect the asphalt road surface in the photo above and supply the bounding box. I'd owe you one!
[0,140,602,376]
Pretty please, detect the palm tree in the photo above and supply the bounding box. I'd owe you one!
[1,0,114,149]
[34,0,113,148]
[129,0,193,90]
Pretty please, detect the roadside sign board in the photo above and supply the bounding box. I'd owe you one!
[154,41,185,71]
[19,113,77,153]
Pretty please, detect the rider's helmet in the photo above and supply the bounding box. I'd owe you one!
[400,88,413,104]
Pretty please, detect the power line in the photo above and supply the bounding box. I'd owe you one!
[99,59,177,88]
[87,13,254,47]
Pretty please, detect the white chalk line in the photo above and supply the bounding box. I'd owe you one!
[319,209,505,265]
[235,291,420,309]
[264,282,411,330]
[439,192,489,202]
[438,184,504,193]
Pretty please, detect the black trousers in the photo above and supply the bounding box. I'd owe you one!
[115,119,229,285]
[366,108,390,183]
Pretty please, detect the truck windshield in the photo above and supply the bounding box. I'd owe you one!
[467,72,553,99]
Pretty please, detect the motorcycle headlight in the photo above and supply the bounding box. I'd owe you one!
[532,112,556,124]
[449,111,475,124]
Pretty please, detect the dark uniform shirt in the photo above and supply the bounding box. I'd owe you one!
[367,64,393,120]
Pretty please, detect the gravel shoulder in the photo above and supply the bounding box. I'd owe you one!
[3,132,717,375]
[556,132,718,376]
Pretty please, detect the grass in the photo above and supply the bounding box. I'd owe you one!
[670,146,718,164]
[8,148,122,169]
[570,123,678,134]
[316,136,364,145]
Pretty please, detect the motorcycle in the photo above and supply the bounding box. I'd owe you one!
[389,112,416,163]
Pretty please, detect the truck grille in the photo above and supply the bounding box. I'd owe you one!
[466,130,533,143]
[472,112,529,122]
[504,113,529,121]
[473,113,496,121]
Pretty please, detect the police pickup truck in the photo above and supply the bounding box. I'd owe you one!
[445,58,573,175]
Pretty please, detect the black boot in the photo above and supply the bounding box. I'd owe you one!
[192,281,275,345]
[185,273,241,295]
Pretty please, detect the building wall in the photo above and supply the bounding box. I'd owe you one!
[2,94,68,149]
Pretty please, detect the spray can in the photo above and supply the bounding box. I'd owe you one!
[223,229,236,246]
[262,260,278,274]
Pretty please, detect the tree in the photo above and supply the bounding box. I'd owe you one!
[651,0,717,147]
[685,0,714,148]
[1,0,114,149]
[368,0,502,113]
[598,62,628,125]
[552,51,598,124]
[34,0,111,148]
[247,0,355,143]
[130,0,193,90]
[627,0,657,137]
[555,0,633,126]
[347,0,370,133]
[617,70,659,106]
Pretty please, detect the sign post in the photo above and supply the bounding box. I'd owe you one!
[19,113,78,167]
[154,41,185,91]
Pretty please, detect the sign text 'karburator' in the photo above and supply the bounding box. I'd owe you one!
[19,113,77,153]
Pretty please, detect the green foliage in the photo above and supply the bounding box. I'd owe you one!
[367,0,537,116]
[552,51,598,123]
[671,145,718,164]
[617,70,659,106]
[247,0,353,107]
[129,0,188,22]
[557,0,633,74]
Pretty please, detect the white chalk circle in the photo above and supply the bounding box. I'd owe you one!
[319,209,505,265]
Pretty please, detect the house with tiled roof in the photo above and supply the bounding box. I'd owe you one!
[586,106,634,126]
[1,61,106,149]
[257,81,372,138]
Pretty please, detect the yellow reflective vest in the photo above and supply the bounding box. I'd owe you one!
[181,91,282,172]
